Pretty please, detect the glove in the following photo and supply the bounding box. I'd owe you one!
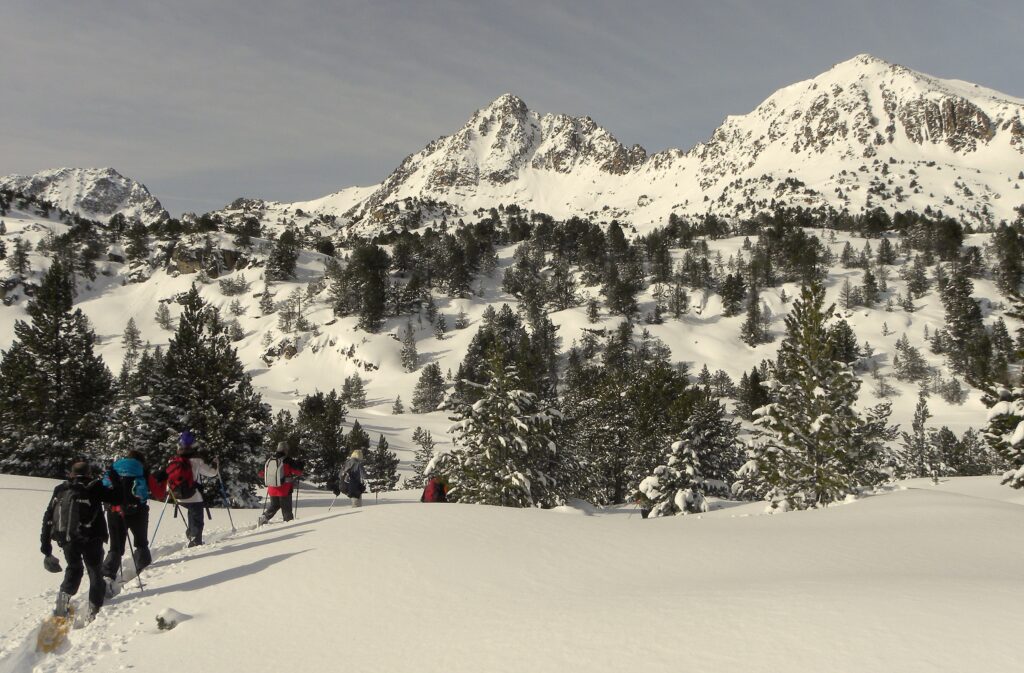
[43,555,62,573]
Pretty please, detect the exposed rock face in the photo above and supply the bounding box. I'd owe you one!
[0,167,168,225]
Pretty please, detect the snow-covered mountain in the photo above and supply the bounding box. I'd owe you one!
[0,167,168,226]
[242,54,1022,237]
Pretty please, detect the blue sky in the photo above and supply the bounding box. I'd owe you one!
[2,0,1021,215]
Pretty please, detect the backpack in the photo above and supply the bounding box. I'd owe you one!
[105,458,150,511]
[264,455,284,488]
[341,466,364,497]
[421,478,446,503]
[50,484,100,546]
[166,456,197,500]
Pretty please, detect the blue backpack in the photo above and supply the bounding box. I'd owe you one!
[104,458,150,509]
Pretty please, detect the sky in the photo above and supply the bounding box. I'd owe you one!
[2,0,1022,216]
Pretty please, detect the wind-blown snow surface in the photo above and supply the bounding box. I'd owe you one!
[1,473,1022,673]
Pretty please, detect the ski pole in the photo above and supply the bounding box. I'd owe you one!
[293,480,299,520]
[122,514,145,593]
[167,489,190,534]
[215,474,236,532]
[150,491,172,548]
[328,491,340,512]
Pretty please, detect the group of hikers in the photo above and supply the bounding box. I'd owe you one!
[38,430,448,623]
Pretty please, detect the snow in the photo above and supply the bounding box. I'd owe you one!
[2,473,1023,672]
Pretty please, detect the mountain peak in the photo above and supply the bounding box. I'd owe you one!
[479,93,529,119]
[0,166,168,225]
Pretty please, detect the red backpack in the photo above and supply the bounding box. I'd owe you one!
[421,478,447,503]
[166,456,197,500]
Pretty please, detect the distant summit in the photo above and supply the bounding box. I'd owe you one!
[0,167,168,226]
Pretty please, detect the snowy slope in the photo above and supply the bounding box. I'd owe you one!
[0,168,168,226]
[0,197,1008,458]
[1,473,1022,673]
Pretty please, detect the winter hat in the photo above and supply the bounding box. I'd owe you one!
[277,441,290,455]
[350,449,364,460]
[69,461,92,478]
[179,430,197,448]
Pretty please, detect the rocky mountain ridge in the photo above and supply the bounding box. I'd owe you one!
[0,167,168,227]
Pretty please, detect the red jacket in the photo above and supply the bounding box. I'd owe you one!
[260,455,304,497]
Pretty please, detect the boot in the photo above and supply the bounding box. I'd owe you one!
[54,591,72,618]
[187,537,203,548]
[104,577,120,599]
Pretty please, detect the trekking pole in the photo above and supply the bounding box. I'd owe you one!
[328,491,340,512]
[293,480,300,520]
[149,491,172,547]
[121,515,145,593]
[215,474,236,532]
[167,489,190,534]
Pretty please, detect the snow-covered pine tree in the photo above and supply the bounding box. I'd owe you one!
[639,398,741,516]
[441,361,562,507]
[365,434,399,495]
[0,261,113,476]
[753,283,895,510]
[983,385,1024,488]
[400,321,418,372]
[406,426,436,490]
[392,395,405,414]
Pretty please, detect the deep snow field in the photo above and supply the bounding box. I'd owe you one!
[1,473,1022,673]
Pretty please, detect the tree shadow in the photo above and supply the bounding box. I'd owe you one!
[140,550,310,597]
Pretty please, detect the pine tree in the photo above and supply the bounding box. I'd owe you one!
[454,309,470,329]
[365,434,400,494]
[259,290,276,315]
[400,321,418,372]
[898,392,938,480]
[434,314,447,340]
[7,238,30,277]
[266,227,299,281]
[983,385,1024,488]
[407,426,436,490]
[341,374,368,409]
[0,261,114,476]
[639,399,741,517]
[740,290,770,346]
[439,362,562,507]
[750,283,895,510]
[345,419,371,460]
[142,286,271,503]
[392,395,405,414]
[155,302,174,330]
[412,363,446,412]
[296,390,347,484]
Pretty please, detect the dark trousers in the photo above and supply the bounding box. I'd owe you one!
[60,539,105,609]
[262,494,294,522]
[102,508,152,579]
[183,502,206,543]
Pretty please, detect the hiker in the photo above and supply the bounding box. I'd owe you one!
[40,461,117,621]
[100,451,155,597]
[420,475,448,503]
[340,449,368,507]
[258,441,304,525]
[167,432,220,547]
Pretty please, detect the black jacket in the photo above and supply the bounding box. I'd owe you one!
[40,477,116,555]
